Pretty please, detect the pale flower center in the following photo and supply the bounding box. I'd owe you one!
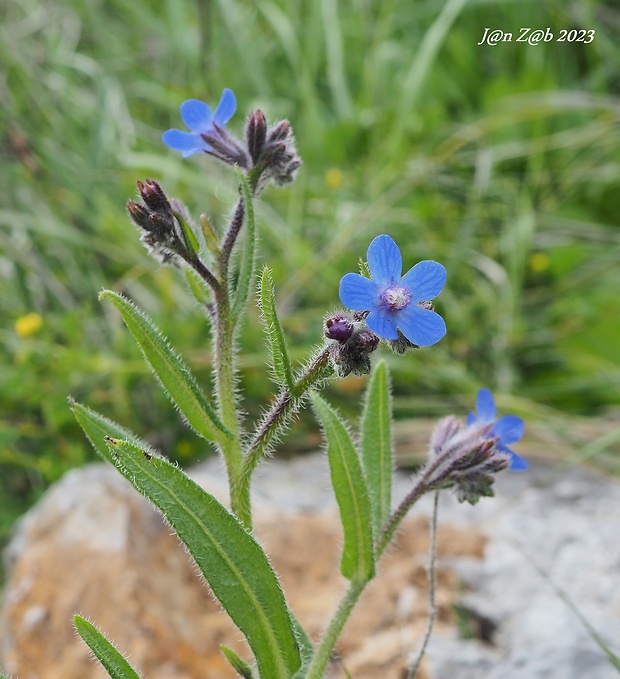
[381,286,411,311]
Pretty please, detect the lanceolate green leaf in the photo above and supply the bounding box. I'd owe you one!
[100,290,229,443]
[70,399,155,464]
[221,646,254,678]
[258,266,295,391]
[291,614,314,678]
[310,393,375,583]
[73,615,140,679]
[104,437,301,679]
[360,360,393,537]
[232,170,257,324]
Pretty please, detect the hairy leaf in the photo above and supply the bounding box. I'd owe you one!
[221,646,254,678]
[100,290,228,443]
[73,615,141,679]
[360,360,393,537]
[70,399,155,464]
[258,266,295,391]
[104,437,301,679]
[310,393,375,582]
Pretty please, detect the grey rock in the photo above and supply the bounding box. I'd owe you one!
[421,462,620,679]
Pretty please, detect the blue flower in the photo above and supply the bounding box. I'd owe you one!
[339,234,447,346]
[467,388,528,471]
[162,89,237,157]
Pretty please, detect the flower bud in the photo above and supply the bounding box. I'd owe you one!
[327,321,379,377]
[249,119,302,189]
[127,179,194,265]
[424,417,511,505]
[127,201,152,230]
[325,313,354,342]
[137,179,172,215]
[246,110,268,165]
[267,120,291,142]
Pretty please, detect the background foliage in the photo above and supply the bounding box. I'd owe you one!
[1,0,620,542]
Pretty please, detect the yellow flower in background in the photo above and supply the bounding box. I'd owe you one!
[176,440,194,459]
[15,312,43,337]
[529,252,550,273]
[325,168,343,189]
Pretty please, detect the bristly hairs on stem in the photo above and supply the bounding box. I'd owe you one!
[407,490,440,679]
[219,195,246,277]
[242,346,334,479]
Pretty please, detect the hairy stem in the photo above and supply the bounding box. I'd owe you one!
[375,446,456,557]
[303,579,366,679]
[375,474,431,557]
[184,255,220,293]
[244,347,333,477]
[219,196,245,276]
[232,348,333,521]
[211,196,247,526]
[213,289,246,523]
[407,491,440,679]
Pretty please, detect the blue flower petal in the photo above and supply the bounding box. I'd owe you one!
[466,412,477,427]
[180,99,213,132]
[506,449,529,471]
[397,305,446,346]
[213,88,237,127]
[162,129,209,156]
[367,235,402,287]
[339,273,379,310]
[366,309,399,339]
[401,260,446,302]
[476,388,496,422]
[493,415,524,445]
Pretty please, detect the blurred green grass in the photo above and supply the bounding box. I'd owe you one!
[1,0,620,539]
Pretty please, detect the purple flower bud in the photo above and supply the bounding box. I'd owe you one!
[127,200,152,230]
[325,314,354,342]
[424,416,511,505]
[267,120,291,143]
[327,321,380,377]
[127,179,194,265]
[246,110,268,164]
[137,179,171,215]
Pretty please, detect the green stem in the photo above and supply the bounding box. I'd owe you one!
[303,579,366,679]
[375,472,431,558]
[375,445,458,558]
[213,283,246,526]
